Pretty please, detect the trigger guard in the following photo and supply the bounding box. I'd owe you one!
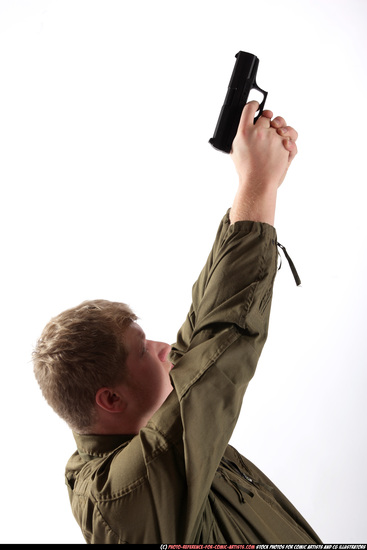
[251,84,268,123]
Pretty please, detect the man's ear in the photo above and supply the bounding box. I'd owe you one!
[95,387,127,413]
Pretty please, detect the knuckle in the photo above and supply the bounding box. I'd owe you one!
[272,116,286,127]
[287,126,299,139]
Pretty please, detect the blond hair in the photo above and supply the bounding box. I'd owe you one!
[33,299,137,433]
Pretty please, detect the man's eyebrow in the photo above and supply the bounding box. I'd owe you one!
[138,330,146,354]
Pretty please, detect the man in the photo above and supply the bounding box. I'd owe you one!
[33,101,322,544]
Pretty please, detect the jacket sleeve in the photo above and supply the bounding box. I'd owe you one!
[141,211,278,539]
[168,210,235,360]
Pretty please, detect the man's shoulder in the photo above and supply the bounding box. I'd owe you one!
[65,434,148,500]
[64,434,177,543]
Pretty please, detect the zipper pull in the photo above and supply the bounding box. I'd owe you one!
[277,242,301,286]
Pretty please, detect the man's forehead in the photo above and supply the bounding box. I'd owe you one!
[122,322,145,355]
[131,322,145,336]
[127,322,146,343]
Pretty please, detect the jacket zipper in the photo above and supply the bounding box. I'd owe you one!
[220,457,255,503]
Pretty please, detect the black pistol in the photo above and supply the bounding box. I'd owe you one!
[209,51,268,153]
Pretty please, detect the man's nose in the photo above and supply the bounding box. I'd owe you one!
[149,341,171,362]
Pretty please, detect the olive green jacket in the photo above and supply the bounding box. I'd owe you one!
[65,212,322,544]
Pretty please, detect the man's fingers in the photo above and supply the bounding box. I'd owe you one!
[261,109,273,119]
[277,125,298,142]
[283,138,298,162]
[270,116,287,128]
[238,101,260,130]
[237,104,298,162]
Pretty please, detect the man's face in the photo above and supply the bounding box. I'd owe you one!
[122,322,174,427]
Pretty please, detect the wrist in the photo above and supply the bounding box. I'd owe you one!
[230,180,278,226]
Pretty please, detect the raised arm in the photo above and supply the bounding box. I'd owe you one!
[170,101,298,360]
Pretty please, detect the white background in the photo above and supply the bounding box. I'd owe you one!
[1,0,366,544]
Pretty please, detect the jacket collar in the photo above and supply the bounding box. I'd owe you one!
[73,432,134,462]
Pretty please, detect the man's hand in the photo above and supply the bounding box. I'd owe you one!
[229,101,298,226]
